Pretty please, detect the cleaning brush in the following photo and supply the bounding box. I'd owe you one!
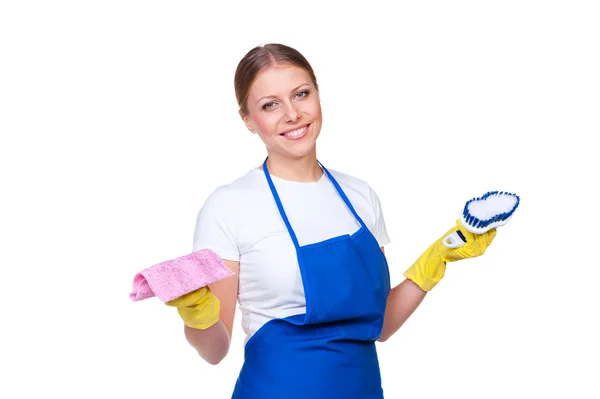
[443,191,520,248]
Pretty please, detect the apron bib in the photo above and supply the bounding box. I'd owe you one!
[231,159,391,398]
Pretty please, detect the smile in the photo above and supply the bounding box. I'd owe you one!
[281,124,310,140]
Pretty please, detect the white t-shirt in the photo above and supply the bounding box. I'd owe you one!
[192,166,390,344]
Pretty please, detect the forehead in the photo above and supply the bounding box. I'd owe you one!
[248,64,312,99]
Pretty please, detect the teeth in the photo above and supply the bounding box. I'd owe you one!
[283,126,307,137]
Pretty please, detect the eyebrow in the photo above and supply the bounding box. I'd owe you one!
[256,83,310,104]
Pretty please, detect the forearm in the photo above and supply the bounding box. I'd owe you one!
[378,278,427,342]
[183,319,231,365]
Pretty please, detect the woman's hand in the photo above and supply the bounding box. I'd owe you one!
[403,220,497,291]
[165,286,220,330]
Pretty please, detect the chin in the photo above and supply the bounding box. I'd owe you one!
[287,143,317,159]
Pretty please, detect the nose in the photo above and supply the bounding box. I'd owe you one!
[283,102,300,123]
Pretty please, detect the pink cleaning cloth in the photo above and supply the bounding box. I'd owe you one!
[130,249,234,302]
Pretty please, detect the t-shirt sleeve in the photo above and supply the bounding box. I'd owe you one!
[369,185,390,248]
[192,187,240,261]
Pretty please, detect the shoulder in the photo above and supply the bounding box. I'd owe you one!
[324,167,390,246]
[325,166,387,216]
[193,169,268,256]
[202,168,269,208]
[326,168,380,202]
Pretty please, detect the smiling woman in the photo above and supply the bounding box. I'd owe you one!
[235,45,324,181]
[165,43,499,398]
[240,63,322,166]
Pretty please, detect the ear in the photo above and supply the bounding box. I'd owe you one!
[239,109,257,134]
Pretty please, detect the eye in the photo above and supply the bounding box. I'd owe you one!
[262,101,276,110]
[295,90,309,99]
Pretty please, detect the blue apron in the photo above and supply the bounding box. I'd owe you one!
[231,159,391,398]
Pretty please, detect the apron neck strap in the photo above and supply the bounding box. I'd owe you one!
[262,157,368,250]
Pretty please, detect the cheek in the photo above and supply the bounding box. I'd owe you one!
[254,113,280,136]
[306,99,322,119]
[315,105,323,120]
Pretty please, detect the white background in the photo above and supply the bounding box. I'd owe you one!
[1,1,599,398]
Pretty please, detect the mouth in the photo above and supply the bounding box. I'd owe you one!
[280,124,310,140]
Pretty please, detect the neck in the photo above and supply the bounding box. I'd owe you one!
[262,151,322,182]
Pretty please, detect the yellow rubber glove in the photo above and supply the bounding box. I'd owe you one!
[403,220,497,291]
[165,287,220,330]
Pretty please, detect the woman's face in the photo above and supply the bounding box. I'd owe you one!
[241,64,322,160]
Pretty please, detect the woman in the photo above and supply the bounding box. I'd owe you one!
[166,43,496,398]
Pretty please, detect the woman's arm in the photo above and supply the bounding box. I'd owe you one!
[378,277,427,342]
[378,247,427,342]
[182,259,240,365]
[377,220,497,342]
